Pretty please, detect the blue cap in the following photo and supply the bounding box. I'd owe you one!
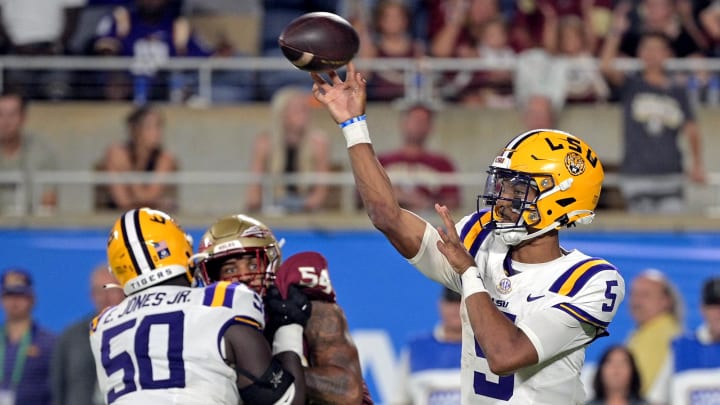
[1,269,34,296]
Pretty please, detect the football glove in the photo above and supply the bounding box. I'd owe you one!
[265,285,312,329]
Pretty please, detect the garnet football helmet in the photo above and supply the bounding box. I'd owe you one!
[107,208,193,295]
[195,214,281,295]
[274,251,336,302]
[479,129,604,245]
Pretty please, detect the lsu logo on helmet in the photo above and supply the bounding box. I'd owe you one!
[564,152,586,176]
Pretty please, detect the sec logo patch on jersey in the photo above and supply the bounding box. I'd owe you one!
[497,278,512,294]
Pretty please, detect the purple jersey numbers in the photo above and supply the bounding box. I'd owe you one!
[473,312,516,400]
[100,311,186,404]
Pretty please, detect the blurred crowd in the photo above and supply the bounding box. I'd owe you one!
[0,0,714,217]
[2,0,720,105]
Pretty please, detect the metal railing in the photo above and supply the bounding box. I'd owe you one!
[0,55,714,103]
[1,55,719,217]
[3,169,720,217]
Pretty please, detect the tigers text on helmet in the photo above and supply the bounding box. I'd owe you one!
[107,208,194,295]
[194,214,281,295]
[478,129,604,245]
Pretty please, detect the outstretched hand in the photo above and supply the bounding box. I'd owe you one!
[435,203,477,275]
[310,62,367,124]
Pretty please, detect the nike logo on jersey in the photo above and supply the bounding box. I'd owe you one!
[526,294,545,302]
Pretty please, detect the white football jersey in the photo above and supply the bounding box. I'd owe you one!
[90,282,265,405]
[409,210,626,405]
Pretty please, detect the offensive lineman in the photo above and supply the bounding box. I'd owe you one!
[90,208,306,404]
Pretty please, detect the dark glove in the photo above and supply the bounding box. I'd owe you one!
[265,285,312,329]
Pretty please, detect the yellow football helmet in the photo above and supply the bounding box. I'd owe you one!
[479,129,604,244]
[194,214,281,295]
[107,208,193,295]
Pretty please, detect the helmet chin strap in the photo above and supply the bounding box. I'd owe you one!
[493,228,529,246]
[494,209,595,246]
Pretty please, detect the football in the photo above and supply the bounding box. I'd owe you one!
[278,12,360,72]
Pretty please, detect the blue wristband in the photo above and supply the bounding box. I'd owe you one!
[339,114,367,128]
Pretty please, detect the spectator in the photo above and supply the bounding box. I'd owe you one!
[67,0,135,56]
[650,277,720,405]
[601,14,706,213]
[509,0,613,52]
[182,0,259,103]
[541,4,609,104]
[626,270,683,399]
[391,287,462,405]
[378,102,460,212]
[513,49,567,113]
[454,17,516,107]
[356,0,425,101]
[521,94,556,130]
[92,0,213,102]
[0,90,58,216]
[429,0,515,105]
[428,0,501,57]
[95,105,179,212]
[246,87,330,214]
[50,265,124,405]
[0,268,56,404]
[257,0,337,100]
[700,1,720,55]
[620,0,705,58]
[586,345,647,405]
[0,0,84,99]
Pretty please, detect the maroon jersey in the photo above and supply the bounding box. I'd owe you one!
[273,252,374,405]
[378,150,460,208]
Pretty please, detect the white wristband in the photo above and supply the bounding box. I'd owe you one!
[461,266,488,299]
[341,120,371,148]
[272,324,304,357]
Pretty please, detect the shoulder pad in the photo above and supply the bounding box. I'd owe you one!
[551,259,625,329]
[202,281,265,330]
[457,209,493,258]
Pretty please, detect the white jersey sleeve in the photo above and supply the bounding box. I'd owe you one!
[407,220,462,293]
[408,210,505,295]
[203,281,266,332]
[519,258,626,363]
[549,260,625,332]
[518,309,600,364]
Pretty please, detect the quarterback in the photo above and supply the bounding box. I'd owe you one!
[310,63,626,404]
[90,208,306,404]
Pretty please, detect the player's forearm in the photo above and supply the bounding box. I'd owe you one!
[275,352,308,405]
[348,144,403,230]
[305,366,363,405]
[465,293,538,375]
